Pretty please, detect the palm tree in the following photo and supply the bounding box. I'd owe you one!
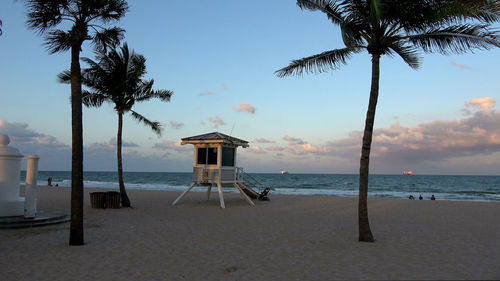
[60,43,173,207]
[26,0,128,245]
[276,0,500,242]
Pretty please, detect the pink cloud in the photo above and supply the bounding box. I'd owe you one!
[327,108,500,168]
[277,136,329,155]
[464,97,496,114]
[208,117,226,128]
[267,146,285,151]
[254,138,275,143]
[249,146,266,154]
[450,61,471,70]
[298,143,329,153]
[235,103,256,114]
[153,140,190,151]
[283,135,305,144]
[88,138,139,150]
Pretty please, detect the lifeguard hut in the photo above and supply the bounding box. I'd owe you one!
[172,132,261,208]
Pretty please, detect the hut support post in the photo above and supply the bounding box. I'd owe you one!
[234,183,255,206]
[217,182,225,209]
[207,185,212,200]
[172,182,196,206]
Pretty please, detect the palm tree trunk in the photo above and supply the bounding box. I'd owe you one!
[117,112,131,207]
[358,54,380,242]
[69,45,84,246]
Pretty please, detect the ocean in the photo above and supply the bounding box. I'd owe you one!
[20,171,500,202]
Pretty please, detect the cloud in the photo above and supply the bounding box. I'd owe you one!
[121,139,139,148]
[464,97,496,114]
[248,146,266,154]
[88,138,139,151]
[234,103,256,114]
[285,144,329,156]
[84,148,192,172]
[169,121,184,129]
[326,106,500,170]
[283,135,305,144]
[0,119,71,169]
[0,119,65,148]
[199,91,215,96]
[297,143,329,153]
[221,83,228,90]
[0,118,194,172]
[254,138,275,143]
[208,117,226,128]
[266,146,284,151]
[153,140,191,152]
[450,61,471,70]
[0,119,37,137]
[266,136,329,156]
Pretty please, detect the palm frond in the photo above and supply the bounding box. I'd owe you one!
[387,41,421,69]
[275,48,357,77]
[433,0,500,24]
[391,0,500,34]
[134,79,154,100]
[77,42,172,136]
[82,91,108,107]
[409,24,500,54]
[57,69,72,83]
[91,0,129,23]
[26,0,128,54]
[297,0,345,26]
[370,0,386,21]
[154,89,173,102]
[341,16,367,48]
[130,110,162,136]
[92,27,125,53]
[25,0,66,35]
[136,88,173,103]
[80,57,109,91]
[44,29,72,54]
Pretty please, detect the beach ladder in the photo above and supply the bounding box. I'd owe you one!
[238,170,270,200]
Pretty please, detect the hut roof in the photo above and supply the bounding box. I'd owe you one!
[181,132,249,147]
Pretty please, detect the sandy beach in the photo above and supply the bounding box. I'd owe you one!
[1,186,499,280]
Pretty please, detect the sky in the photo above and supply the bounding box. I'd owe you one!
[1,0,500,175]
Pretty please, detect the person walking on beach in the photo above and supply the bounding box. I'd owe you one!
[47,177,52,187]
[431,195,436,200]
[419,194,423,200]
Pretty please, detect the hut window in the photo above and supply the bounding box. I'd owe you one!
[197,148,207,164]
[207,147,217,165]
[222,147,235,166]
[197,147,218,165]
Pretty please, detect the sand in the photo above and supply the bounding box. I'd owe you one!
[1,186,499,281]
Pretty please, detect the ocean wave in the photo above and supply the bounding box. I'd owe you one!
[19,172,500,202]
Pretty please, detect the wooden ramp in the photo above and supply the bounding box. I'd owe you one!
[237,183,259,199]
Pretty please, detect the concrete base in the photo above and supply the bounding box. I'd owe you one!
[0,210,69,229]
[0,197,25,217]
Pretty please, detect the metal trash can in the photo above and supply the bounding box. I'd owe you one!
[106,191,121,208]
[90,192,106,208]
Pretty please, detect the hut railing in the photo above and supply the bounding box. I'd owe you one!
[192,166,243,184]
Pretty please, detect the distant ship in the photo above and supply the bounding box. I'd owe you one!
[403,170,413,176]
[281,170,289,175]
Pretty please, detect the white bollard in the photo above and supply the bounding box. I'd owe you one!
[0,135,25,217]
[24,155,39,218]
